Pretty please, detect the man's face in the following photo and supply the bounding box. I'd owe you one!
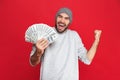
[55,13,70,33]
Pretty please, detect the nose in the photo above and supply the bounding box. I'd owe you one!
[60,18,65,23]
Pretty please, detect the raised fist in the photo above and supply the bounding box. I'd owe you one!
[94,30,102,42]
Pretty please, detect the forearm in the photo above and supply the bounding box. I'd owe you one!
[87,39,99,62]
[30,50,42,66]
[30,38,48,66]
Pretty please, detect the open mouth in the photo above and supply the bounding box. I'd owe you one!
[57,23,66,30]
[58,23,65,27]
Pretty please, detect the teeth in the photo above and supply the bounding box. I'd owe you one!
[59,23,64,26]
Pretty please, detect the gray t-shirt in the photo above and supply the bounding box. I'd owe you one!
[30,29,90,80]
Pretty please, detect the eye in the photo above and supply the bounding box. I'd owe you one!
[65,17,70,20]
[58,15,62,18]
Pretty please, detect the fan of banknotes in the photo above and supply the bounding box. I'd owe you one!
[25,23,58,44]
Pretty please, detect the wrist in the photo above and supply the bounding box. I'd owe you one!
[94,39,99,45]
[36,49,42,57]
[95,38,100,42]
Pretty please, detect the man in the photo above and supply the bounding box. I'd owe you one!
[30,8,102,80]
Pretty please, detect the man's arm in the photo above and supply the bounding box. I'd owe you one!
[30,38,49,66]
[87,30,102,63]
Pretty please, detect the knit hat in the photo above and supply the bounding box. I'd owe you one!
[56,8,72,23]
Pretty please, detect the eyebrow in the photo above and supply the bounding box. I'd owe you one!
[58,14,62,17]
[65,17,70,19]
[58,14,70,19]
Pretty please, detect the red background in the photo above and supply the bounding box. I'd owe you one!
[0,0,120,80]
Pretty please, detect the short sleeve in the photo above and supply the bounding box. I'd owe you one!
[74,31,90,65]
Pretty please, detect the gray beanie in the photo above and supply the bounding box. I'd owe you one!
[56,8,72,23]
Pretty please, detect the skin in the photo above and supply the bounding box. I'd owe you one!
[87,30,102,64]
[30,12,102,66]
[55,13,70,33]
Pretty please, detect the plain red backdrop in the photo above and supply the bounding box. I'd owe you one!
[0,0,120,80]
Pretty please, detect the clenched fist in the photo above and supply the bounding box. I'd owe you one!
[94,30,102,42]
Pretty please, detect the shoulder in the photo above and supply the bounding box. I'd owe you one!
[67,29,80,37]
[67,29,78,34]
[67,29,83,41]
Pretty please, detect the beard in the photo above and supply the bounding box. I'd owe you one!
[55,22,69,33]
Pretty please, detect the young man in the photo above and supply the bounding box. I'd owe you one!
[30,8,102,80]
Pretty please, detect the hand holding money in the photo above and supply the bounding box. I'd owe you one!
[35,38,49,56]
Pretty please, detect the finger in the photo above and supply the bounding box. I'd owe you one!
[39,41,49,50]
[42,43,49,49]
[37,38,46,43]
[95,31,102,37]
[36,38,46,48]
[36,38,44,46]
[42,39,49,45]
[36,38,47,45]
[40,39,48,46]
